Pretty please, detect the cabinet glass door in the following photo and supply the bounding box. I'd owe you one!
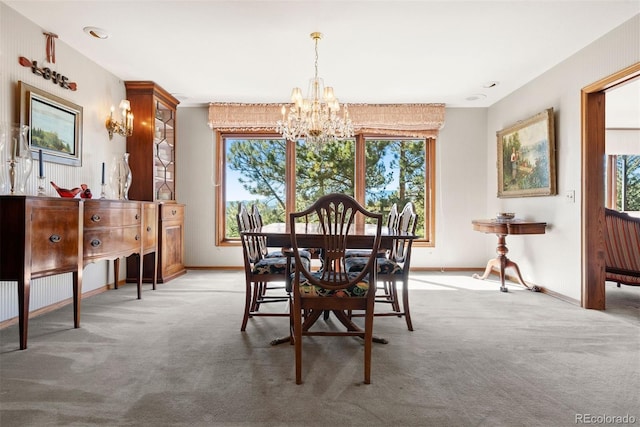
[154,100,175,200]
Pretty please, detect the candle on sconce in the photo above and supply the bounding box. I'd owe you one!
[101,162,105,185]
[38,149,44,177]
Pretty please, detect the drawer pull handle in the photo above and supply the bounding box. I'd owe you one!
[171,209,177,216]
[135,214,140,220]
[147,226,152,232]
[91,214,101,222]
[49,234,61,243]
[135,235,140,241]
[90,239,101,247]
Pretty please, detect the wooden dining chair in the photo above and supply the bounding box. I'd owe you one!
[237,203,301,331]
[344,202,398,259]
[251,204,311,261]
[288,193,383,384]
[346,201,417,331]
[248,204,313,318]
[344,203,399,306]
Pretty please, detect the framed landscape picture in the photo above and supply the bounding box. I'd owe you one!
[18,81,83,166]
[497,108,556,198]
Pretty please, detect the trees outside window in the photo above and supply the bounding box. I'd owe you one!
[220,134,434,244]
[607,154,640,212]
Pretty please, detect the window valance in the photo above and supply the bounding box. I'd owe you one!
[208,102,445,138]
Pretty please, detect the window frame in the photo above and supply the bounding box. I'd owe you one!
[606,153,640,212]
[216,131,435,247]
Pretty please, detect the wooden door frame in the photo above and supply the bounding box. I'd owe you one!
[581,62,640,309]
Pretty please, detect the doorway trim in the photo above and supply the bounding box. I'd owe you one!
[581,62,640,309]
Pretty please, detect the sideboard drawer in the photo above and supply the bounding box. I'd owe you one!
[83,201,141,229]
[83,226,141,259]
[31,205,81,275]
[160,203,184,222]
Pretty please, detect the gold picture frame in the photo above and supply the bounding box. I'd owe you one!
[497,108,556,198]
[18,81,83,167]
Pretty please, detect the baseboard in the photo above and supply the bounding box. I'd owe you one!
[186,266,243,270]
[0,284,111,330]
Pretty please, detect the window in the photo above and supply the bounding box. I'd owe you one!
[218,133,435,245]
[606,154,640,212]
[364,138,427,237]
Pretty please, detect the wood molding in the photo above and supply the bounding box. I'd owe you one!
[581,62,640,309]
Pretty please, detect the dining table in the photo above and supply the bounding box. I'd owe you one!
[241,222,419,345]
[244,222,417,250]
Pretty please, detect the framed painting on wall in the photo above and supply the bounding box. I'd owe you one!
[18,81,83,166]
[497,108,556,198]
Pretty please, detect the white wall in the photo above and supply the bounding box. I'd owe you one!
[0,3,127,321]
[486,14,639,301]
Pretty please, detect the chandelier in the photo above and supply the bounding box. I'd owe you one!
[276,32,353,149]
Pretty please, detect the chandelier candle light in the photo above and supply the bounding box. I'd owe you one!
[276,32,353,149]
[105,99,133,140]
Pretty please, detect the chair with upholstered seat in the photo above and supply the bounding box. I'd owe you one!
[604,207,640,287]
[346,201,417,330]
[237,203,307,331]
[251,204,312,261]
[288,193,383,384]
[344,203,398,259]
[344,203,399,306]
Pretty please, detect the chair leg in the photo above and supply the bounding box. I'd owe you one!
[251,282,261,312]
[294,299,303,384]
[363,309,374,384]
[402,278,413,331]
[241,280,252,331]
[389,280,401,313]
[289,297,294,345]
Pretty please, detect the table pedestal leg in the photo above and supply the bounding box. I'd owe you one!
[270,309,388,345]
[472,234,535,292]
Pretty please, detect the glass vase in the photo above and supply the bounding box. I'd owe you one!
[110,153,132,200]
[2,124,32,195]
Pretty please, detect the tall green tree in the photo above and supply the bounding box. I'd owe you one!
[617,155,640,211]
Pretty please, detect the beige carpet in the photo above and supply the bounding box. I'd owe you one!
[0,271,638,427]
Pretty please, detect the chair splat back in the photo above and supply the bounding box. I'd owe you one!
[390,202,417,263]
[290,195,382,291]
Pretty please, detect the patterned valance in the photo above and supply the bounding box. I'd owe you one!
[208,102,445,138]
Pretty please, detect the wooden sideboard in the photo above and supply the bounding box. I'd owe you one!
[126,201,185,284]
[0,196,157,350]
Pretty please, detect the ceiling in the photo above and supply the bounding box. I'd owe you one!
[4,1,640,109]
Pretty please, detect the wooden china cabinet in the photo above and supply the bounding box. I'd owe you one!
[124,81,186,283]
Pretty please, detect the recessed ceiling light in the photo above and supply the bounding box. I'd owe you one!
[83,26,109,39]
[466,94,487,101]
[482,81,499,89]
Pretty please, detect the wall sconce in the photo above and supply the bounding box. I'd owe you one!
[105,99,133,140]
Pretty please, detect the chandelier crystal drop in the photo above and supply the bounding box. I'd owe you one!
[276,32,354,149]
